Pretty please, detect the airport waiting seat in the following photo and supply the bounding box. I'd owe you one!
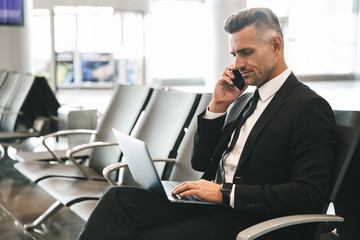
[23,87,201,230]
[0,72,22,117]
[0,75,60,152]
[334,124,360,240]
[14,84,153,183]
[0,72,36,157]
[0,73,45,142]
[17,76,60,130]
[0,70,8,90]
[0,73,37,131]
[12,78,93,162]
[70,93,212,221]
[234,110,360,240]
[103,92,212,183]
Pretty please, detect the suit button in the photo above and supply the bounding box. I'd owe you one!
[234,176,242,184]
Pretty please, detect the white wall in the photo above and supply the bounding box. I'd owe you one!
[0,1,33,73]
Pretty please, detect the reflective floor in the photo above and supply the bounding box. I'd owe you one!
[0,88,113,240]
[0,154,85,240]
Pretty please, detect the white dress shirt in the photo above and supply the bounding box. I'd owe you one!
[204,68,291,207]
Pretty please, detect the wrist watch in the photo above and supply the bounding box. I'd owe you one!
[220,183,233,204]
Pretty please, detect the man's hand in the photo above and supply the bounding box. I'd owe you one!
[172,179,223,203]
[209,65,248,113]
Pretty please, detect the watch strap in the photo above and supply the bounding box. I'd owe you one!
[221,183,232,204]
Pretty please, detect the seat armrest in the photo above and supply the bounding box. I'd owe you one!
[102,162,129,186]
[66,141,118,179]
[0,110,23,115]
[103,158,176,186]
[152,158,176,163]
[42,129,97,163]
[236,214,344,240]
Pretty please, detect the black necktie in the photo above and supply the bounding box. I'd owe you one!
[219,89,260,183]
[225,89,260,154]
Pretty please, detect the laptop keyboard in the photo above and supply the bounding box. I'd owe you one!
[163,181,177,191]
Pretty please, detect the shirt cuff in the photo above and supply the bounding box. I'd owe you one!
[204,107,226,119]
[230,185,236,208]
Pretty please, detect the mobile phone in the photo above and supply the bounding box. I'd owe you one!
[232,69,245,90]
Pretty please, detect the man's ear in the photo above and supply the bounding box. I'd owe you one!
[270,36,282,55]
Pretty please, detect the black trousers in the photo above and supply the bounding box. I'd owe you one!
[77,186,248,240]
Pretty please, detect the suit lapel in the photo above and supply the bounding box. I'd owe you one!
[236,73,299,170]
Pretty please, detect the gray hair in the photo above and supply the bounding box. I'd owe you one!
[224,8,283,46]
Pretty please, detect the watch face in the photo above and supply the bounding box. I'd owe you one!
[221,183,232,190]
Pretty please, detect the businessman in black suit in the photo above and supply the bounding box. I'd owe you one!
[78,8,336,240]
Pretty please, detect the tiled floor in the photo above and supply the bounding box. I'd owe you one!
[0,79,359,240]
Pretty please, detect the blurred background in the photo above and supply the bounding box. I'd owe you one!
[0,0,359,112]
[0,1,359,239]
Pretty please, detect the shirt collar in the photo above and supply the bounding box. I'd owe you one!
[257,68,291,102]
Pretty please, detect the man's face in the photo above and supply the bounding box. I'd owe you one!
[229,25,277,88]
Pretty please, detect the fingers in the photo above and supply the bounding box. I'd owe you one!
[221,65,236,86]
[224,65,235,78]
[172,181,196,195]
[172,180,223,203]
[178,189,199,198]
[172,180,206,194]
[171,180,209,196]
[173,182,204,200]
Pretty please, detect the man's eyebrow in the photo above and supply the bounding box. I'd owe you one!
[230,48,254,55]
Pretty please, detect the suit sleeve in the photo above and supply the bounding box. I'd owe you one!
[191,110,226,172]
[233,97,336,215]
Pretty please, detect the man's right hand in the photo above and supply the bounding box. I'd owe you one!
[209,65,248,113]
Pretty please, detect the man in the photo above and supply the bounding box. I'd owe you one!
[78,8,336,240]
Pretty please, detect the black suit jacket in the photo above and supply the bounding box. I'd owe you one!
[191,73,336,219]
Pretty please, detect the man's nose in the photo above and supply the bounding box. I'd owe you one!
[234,56,246,70]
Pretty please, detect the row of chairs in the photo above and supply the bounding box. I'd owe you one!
[13,84,212,230]
[0,70,60,157]
[9,81,360,239]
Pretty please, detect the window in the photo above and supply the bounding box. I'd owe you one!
[54,7,77,87]
[32,9,51,81]
[32,6,145,88]
[145,0,211,86]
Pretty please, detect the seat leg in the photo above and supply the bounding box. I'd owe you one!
[24,200,64,230]
[0,145,5,159]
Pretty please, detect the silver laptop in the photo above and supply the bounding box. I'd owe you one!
[112,128,217,205]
